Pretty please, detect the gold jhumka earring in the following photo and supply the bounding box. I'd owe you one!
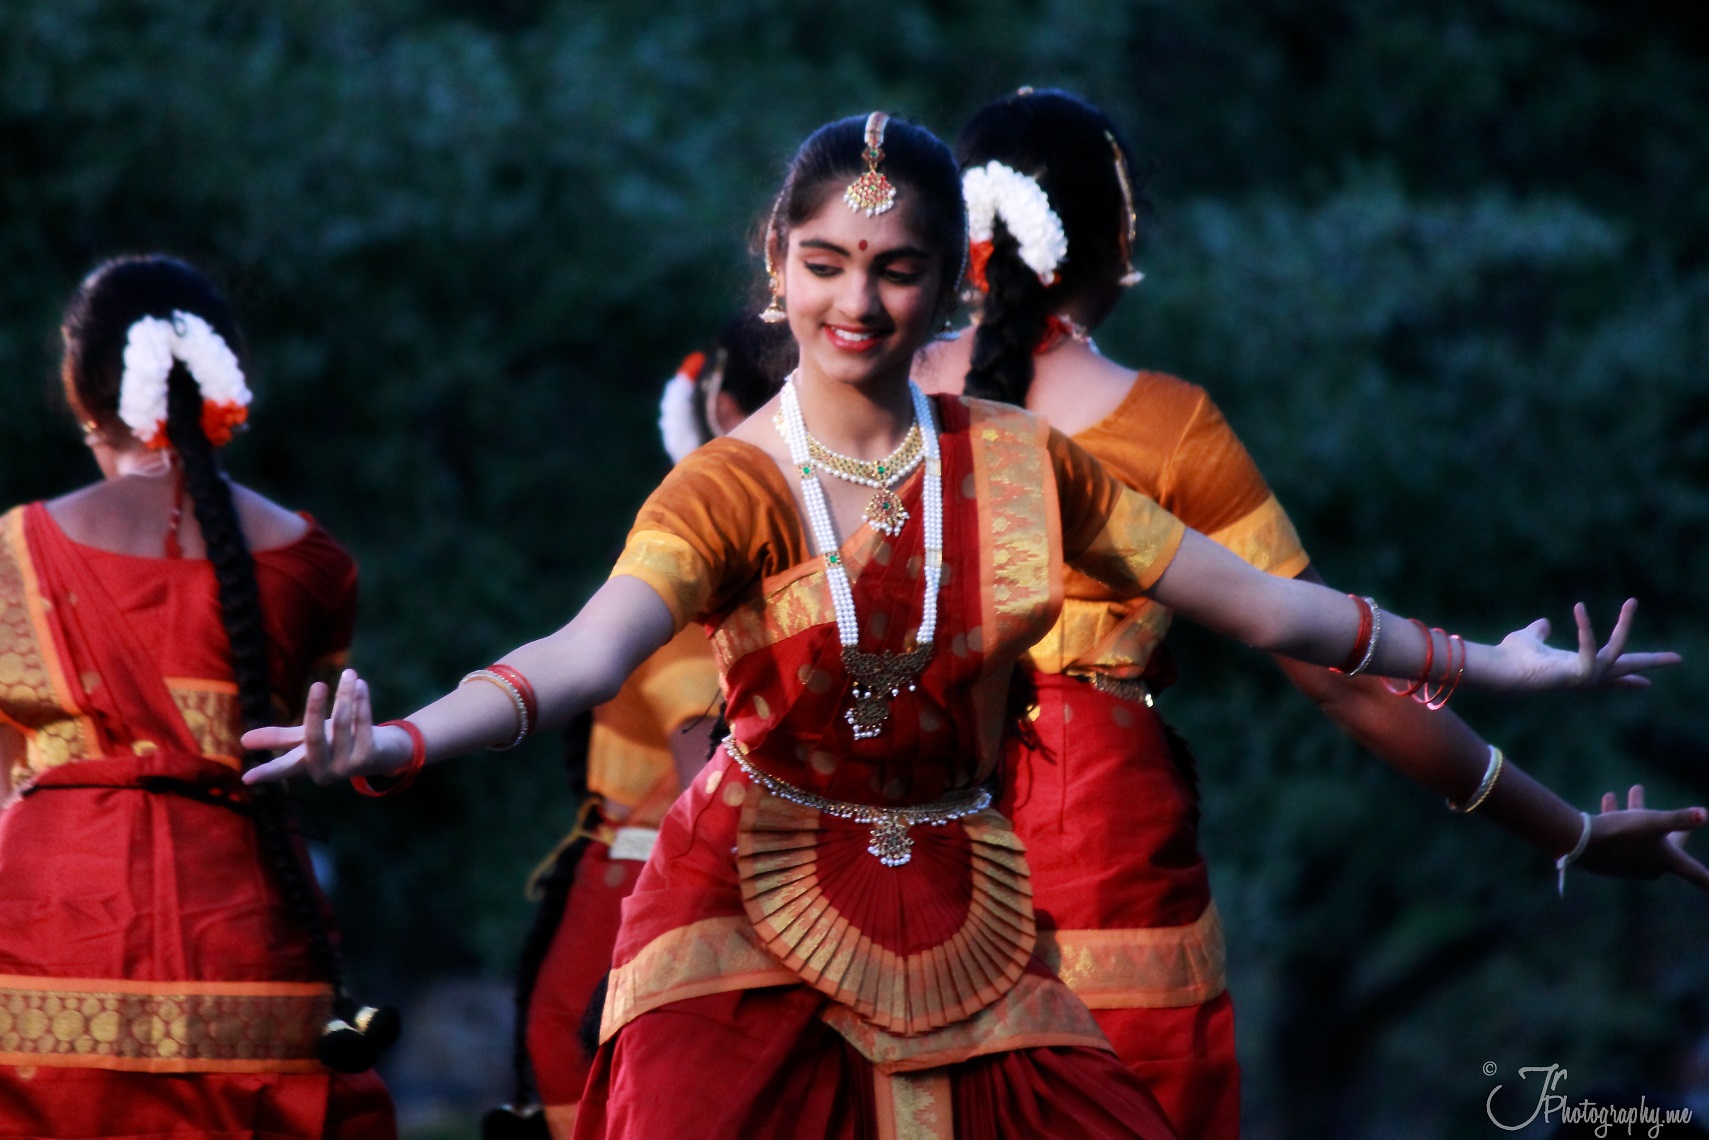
[1107,130,1145,287]
[759,197,788,323]
[759,276,787,324]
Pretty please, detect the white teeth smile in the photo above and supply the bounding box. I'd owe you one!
[831,328,877,343]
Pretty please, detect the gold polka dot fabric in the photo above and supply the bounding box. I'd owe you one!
[0,976,332,1072]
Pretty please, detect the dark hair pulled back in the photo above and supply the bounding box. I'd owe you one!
[693,313,791,441]
[60,256,392,1071]
[760,113,968,317]
[958,90,1149,406]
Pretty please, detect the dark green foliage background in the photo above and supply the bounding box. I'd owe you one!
[3,3,1705,1136]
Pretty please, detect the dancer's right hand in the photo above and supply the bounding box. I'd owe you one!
[241,668,410,785]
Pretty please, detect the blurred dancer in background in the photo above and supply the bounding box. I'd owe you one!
[0,256,396,1138]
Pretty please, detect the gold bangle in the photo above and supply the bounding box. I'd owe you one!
[460,669,528,749]
[1447,745,1504,814]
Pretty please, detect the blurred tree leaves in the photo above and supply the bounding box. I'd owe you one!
[2,2,1705,1136]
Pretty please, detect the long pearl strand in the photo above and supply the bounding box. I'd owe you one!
[778,375,942,737]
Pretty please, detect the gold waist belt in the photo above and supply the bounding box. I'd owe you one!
[724,737,991,867]
[1065,669,1155,707]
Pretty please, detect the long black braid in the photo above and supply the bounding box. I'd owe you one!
[965,219,1054,406]
[957,89,1149,407]
[959,95,1200,818]
[162,367,346,987]
[60,255,390,1072]
[163,368,393,1070]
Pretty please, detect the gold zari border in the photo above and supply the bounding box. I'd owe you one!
[610,530,714,633]
[0,974,332,1073]
[738,793,1033,1038]
[0,509,100,781]
[1206,494,1309,580]
[820,968,1110,1073]
[599,916,797,1044]
[165,678,243,769]
[1033,902,1227,1010]
[874,1068,954,1140]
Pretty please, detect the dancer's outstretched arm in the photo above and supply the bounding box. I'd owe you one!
[246,523,1681,789]
[1272,572,1708,889]
[1147,530,1678,691]
[241,575,674,785]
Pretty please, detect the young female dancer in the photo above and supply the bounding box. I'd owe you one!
[0,257,395,1137]
[243,114,1678,1140]
[914,88,1708,1140]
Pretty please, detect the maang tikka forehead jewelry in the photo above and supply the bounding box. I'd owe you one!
[844,111,898,217]
[1107,130,1145,288]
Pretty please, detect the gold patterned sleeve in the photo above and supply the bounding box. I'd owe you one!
[609,439,804,632]
[1051,428,1188,596]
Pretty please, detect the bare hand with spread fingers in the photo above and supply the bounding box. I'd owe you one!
[242,669,408,786]
[1491,600,1682,691]
[1577,784,1709,889]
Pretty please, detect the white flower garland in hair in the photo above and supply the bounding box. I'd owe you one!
[962,161,1069,286]
[658,351,707,465]
[118,311,251,449]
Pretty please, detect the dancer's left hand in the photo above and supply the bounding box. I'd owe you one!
[1575,784,1709,889]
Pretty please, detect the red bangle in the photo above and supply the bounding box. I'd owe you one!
[352,719,426,798]
[1385,618,1434,697]
[1422,632,1466,710]
[1332,594,1375,675]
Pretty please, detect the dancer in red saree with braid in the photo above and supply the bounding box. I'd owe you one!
[0,257,395,1138]
[240,114,1684,1140]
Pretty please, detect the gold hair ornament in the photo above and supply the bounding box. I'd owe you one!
[1107,130,1144,287]
[844,111,898,217]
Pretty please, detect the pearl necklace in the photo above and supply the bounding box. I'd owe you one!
[777,374,942,739]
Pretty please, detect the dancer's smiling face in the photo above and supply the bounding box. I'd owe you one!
[781,194,944,391]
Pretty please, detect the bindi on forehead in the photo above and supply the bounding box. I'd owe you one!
[859,240,868,251]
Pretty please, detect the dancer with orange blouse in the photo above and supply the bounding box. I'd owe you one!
[915,88,1709,1140]
[0,257,395,1138]
[242,114,1681,1140]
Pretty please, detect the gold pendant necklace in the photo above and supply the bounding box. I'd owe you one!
[775,413,925,538]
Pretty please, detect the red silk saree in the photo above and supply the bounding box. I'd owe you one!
[0,504,392,1138]
[1009,373,1309,1140]
[572,397,1187,1140]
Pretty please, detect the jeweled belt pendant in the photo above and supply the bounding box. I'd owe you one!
[867,816,914,866]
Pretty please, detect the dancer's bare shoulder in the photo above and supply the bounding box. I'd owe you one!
[1027,347,1139,436]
